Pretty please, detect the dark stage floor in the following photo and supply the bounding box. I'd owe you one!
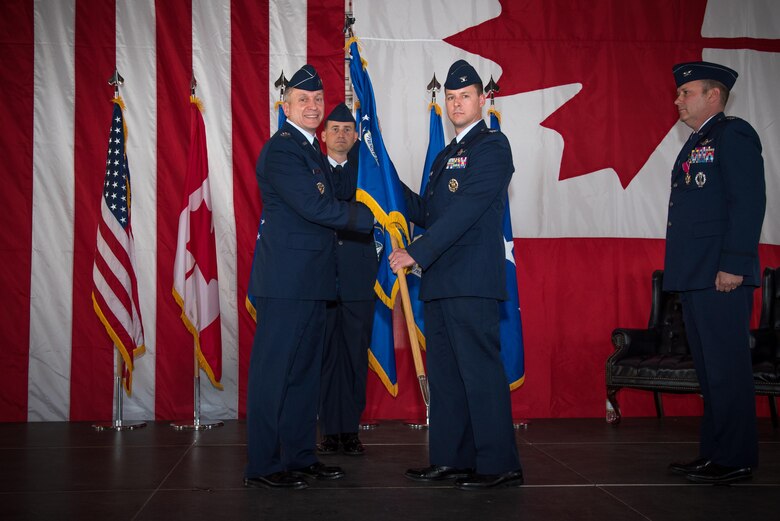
[1,417,778,520]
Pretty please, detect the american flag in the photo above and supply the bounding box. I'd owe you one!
[91,99,145,394]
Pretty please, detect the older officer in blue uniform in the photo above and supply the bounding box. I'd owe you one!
[317,103,379,456]
[664,61,766,485]
[245,66,375,489]
[389,60,523,490]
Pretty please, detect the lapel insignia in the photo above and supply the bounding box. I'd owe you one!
[316,182,325,194]
[448,179,459,192]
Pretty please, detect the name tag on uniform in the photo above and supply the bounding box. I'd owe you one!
[689,146,714,164]
[446,156,468,169]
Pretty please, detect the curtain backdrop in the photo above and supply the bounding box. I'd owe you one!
[1,0,778,422]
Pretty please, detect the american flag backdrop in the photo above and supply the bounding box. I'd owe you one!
[1,0,779,422]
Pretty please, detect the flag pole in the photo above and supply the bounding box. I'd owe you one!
[390,232,430,428]
[401,77,442,429]
[343,7,378,431]
[171,342,223,430]
[93,69,146,432]
[485,76,528,429]
[171,75,223,431]
[93,348,147,431]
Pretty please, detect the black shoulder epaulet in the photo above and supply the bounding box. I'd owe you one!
[279,131,291,138]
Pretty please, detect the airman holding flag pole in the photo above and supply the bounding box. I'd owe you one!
[389,59,523,489]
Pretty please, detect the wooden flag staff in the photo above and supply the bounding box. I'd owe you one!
[390,232,430,429]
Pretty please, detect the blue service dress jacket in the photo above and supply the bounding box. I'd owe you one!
[664,112,766,291]
[404,120,513,300]
[248,121,375,300]
[332,158,379,301]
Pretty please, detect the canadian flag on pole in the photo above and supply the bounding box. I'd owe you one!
[172,96,223,390]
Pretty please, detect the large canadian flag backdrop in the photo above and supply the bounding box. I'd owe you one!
[1,0,778,422]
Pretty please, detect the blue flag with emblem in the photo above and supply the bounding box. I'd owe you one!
[406,101,446,348]
[246,103,287,321]
[349,40,417,396]
[488,107,525,389]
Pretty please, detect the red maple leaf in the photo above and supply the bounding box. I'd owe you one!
[446,0,780,189]
[186,203,219,282]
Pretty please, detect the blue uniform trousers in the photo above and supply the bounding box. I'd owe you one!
[245,297,326,478]
[680,286,758,467]
[425,297,520,475]
[319,299,374,434]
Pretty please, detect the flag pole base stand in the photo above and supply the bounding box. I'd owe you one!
[92,421,147,432]
[171,420,224,431]
[513,419,529,430]
[359,420,379,430]
[403,419,428,429]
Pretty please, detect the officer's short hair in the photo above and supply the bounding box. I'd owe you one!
[701,79,730,106]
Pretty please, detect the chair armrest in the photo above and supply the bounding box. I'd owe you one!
[611,328,661,360]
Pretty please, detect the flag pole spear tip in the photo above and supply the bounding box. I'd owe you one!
[274,71,288,100]
[485,76,499,103]
[108,69,124,99]
[343,11,356,38]
[426,73,441,102]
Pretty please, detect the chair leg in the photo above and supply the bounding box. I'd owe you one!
[607,388,621,425]
[653,392,664,418]
[769,396,778,429]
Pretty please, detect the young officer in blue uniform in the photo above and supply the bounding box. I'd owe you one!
[664,61,766,485]
[317,103,379,456]
[245,66,375,489]
[389,60,523,490]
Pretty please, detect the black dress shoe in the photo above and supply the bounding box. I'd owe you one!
[341,433,365,456]
[454,469,524,490]
[405,465,474,482]
[244,471,308,489]
[291,462,345,480]
[668,457,710,475]
[317,434,340,455]
[685,463,752,485]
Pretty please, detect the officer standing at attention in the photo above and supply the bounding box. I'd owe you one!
[388,60,523,490]
[245,65,375,489]
[317,103,379,456]
[664,61,766,485]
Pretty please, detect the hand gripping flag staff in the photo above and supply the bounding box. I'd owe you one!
[91,70,147,431]
[171,76,224,431]
[485,76,526,394]
[347,38,430,415]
